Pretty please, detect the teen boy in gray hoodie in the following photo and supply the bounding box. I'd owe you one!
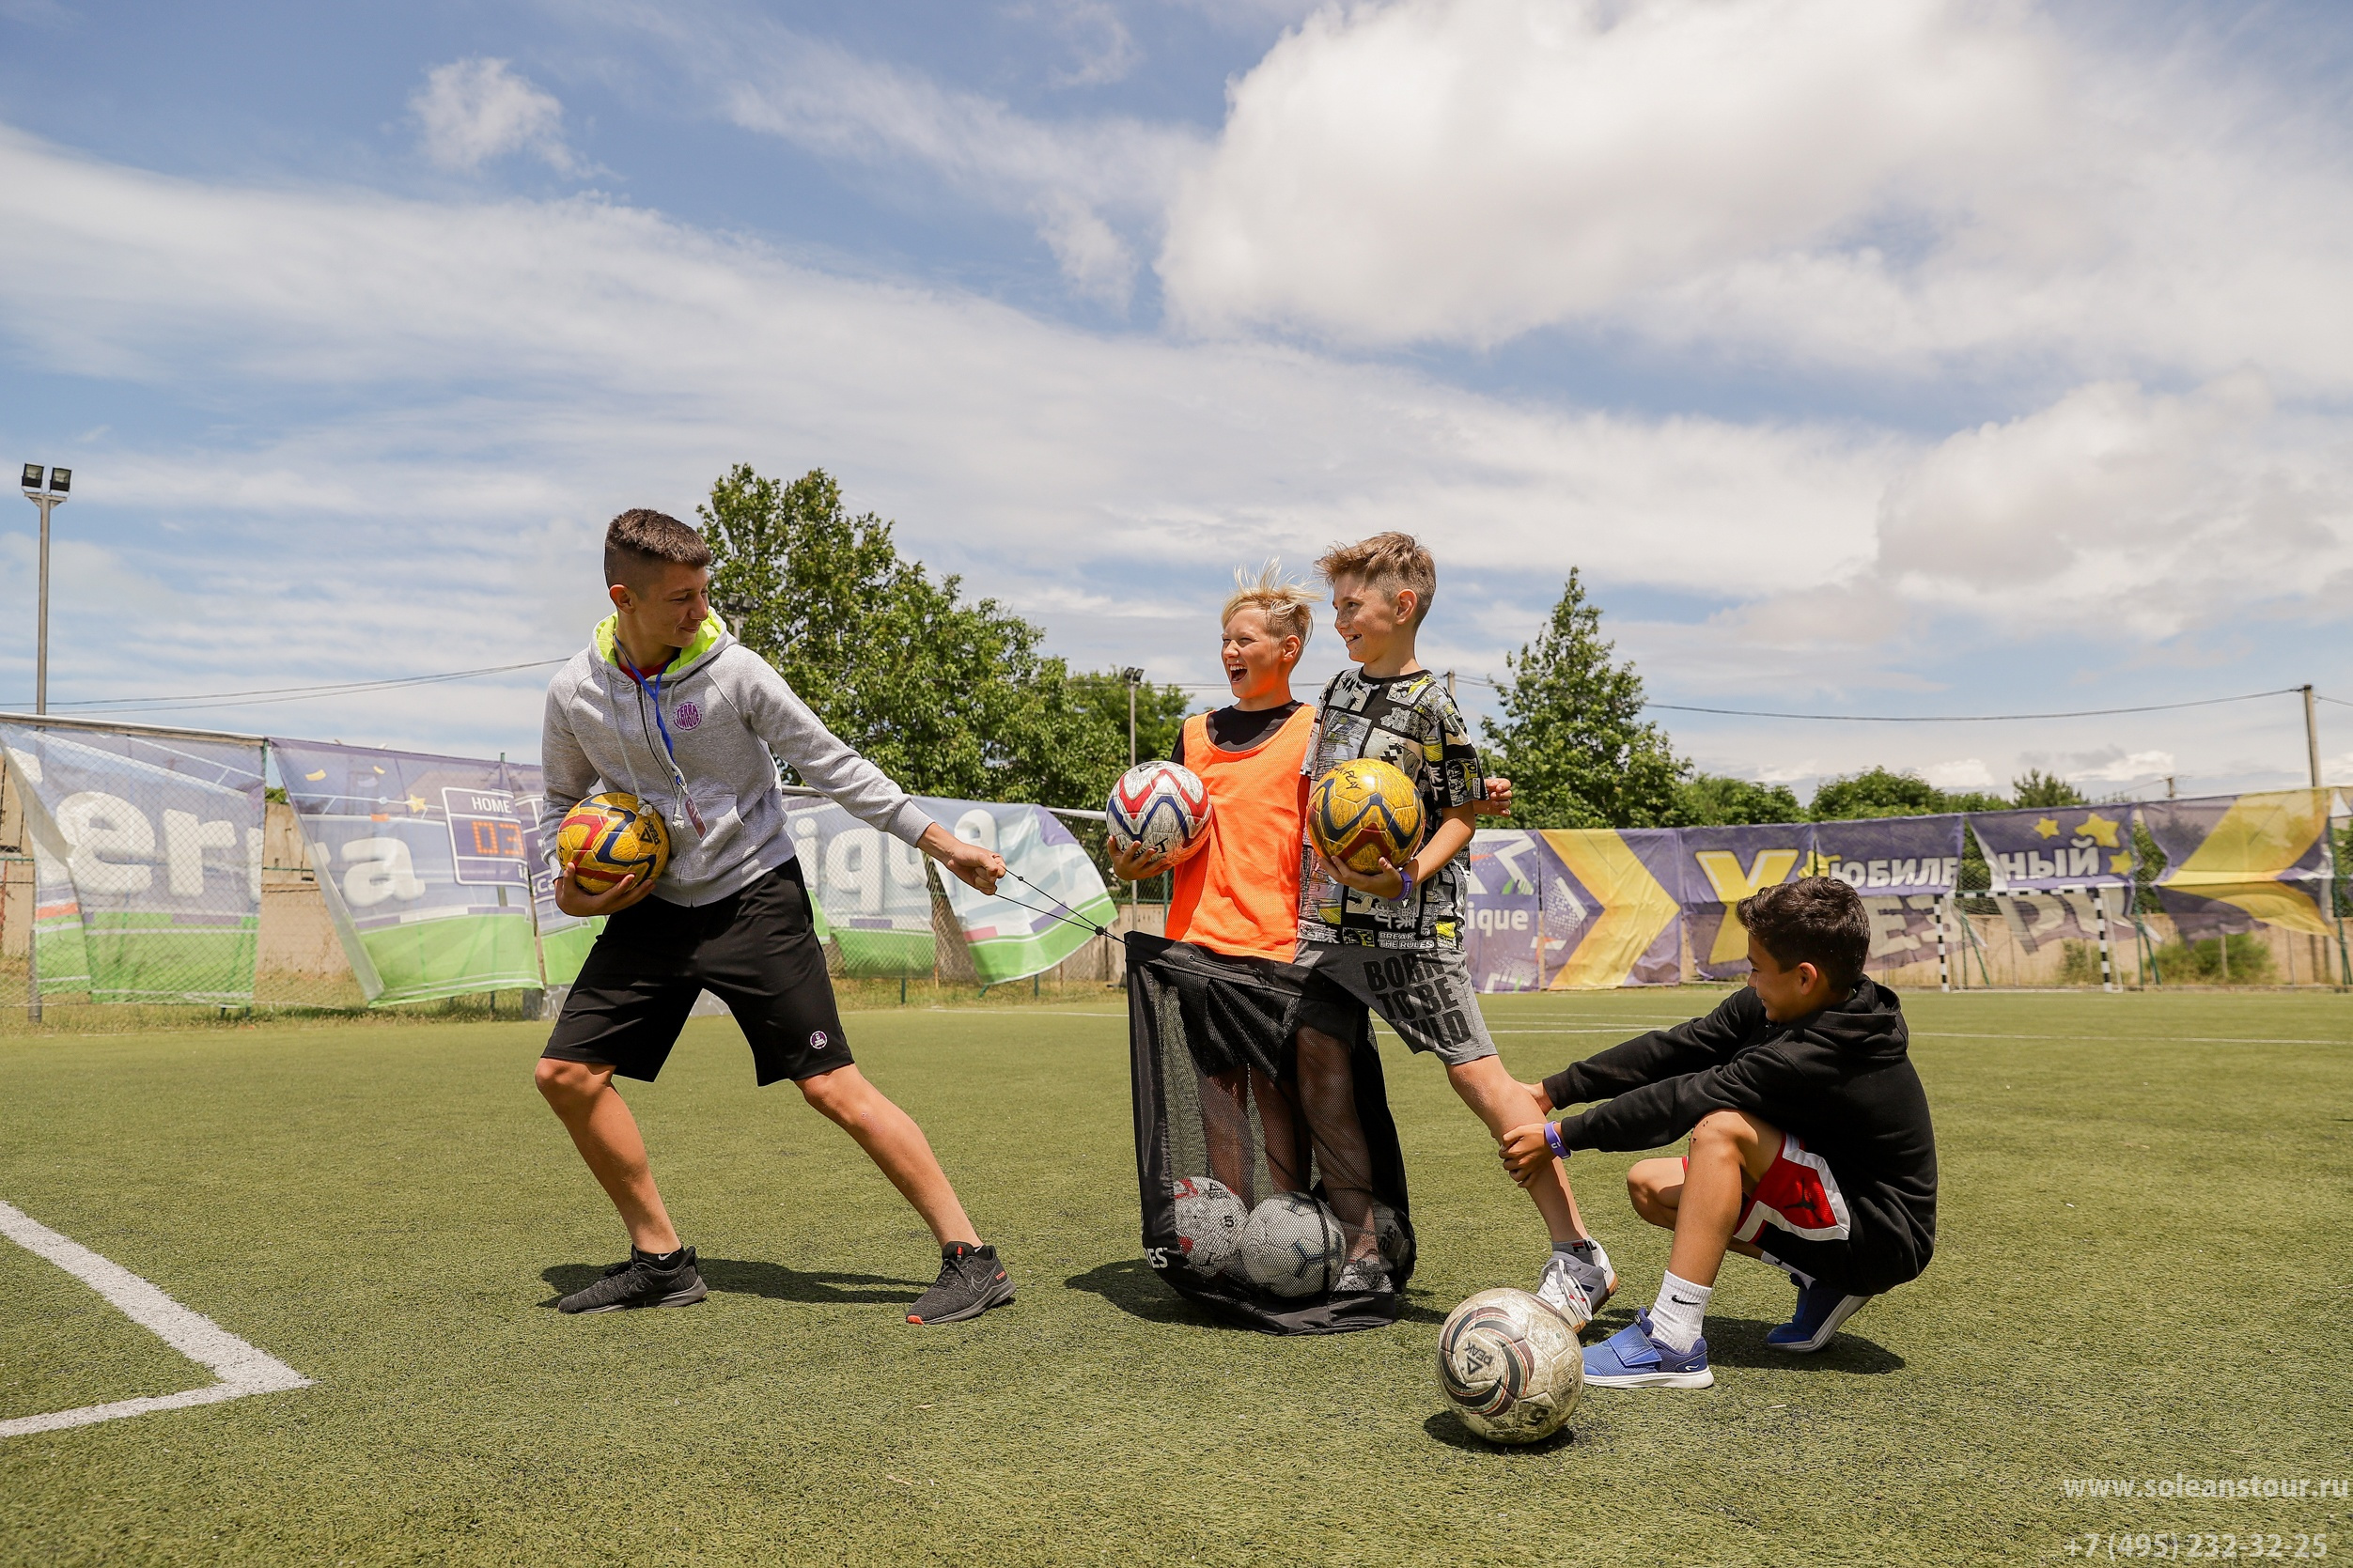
[534,508,1016,1326]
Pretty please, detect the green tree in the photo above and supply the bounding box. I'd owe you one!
[699,464,1181,810]
[1807,767,1947,821]
[1668,773,1804,827]
[2011,768,2086,808]
[1481,570,1687,829]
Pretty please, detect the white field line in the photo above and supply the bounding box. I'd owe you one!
[0,1200,311,1439]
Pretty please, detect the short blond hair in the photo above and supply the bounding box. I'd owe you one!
[1221,560,1318,645]
[1315,532,1435,625]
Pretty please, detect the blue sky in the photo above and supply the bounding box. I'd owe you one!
[1,0,2349,800]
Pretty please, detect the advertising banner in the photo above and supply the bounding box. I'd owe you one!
[787,796,938,977]
[1531,828,1684,989]
[1807,814,1965,974]
[924,800,1115,986]
[1998,889,2127,956]
[505,761,602,988]
[2140,790,2335,939]
[0,723,265,1003]
[1968,806,2134,891]
[1673,824,1810,981]
[271,738,541,1003]
[1460,831,1550,992]
[1806,815,1965,896]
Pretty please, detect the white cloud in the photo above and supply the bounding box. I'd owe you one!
[1157,0,2353,394]
[1924,757,1994,790]
[577,1,1199,301]
[2034,747,2177,785]
[1874,376,2353,634]
[410,58,584,176]
[0,121,1893,743]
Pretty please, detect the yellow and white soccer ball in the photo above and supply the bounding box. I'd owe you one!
[1437,1287,1583,1445]
[1309,758,1426,875]
[555,792,670,894]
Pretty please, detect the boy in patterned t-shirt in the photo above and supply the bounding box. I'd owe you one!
[1293,533,1619,1328]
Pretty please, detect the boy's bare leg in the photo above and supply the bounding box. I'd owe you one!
[535,1058,682,1253]
[797,1064,982,1247]
[1250,1067,1308,1197]
[1293,1029,1379,1259]
[1626,1110,1782,1288]
[1199,1067,1257,1203]
[1444,1054,1590,1244]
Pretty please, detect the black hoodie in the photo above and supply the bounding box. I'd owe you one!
[1542,979,1937,1294]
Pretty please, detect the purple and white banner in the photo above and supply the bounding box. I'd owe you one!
[1969,806,2135,891]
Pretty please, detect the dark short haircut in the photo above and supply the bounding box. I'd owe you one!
[1737,876,1871,993]
[604,508,711,591]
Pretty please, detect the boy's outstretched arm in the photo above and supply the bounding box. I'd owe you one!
[1519,990,1757,1113]
[1500,1039,1815,1181]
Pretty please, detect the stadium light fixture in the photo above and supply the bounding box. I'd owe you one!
[20,462,69,714]
[1121,666,1145,769]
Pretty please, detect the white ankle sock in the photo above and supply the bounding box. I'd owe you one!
[1648,1271,1711,1353]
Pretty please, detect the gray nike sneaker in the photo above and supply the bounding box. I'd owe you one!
[907,1243,1016,1325]
[557,1246,709,1314]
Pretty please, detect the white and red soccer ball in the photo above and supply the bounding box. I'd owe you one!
[1106,761,1213,864]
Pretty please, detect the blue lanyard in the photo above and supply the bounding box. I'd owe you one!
[626,657,706,835]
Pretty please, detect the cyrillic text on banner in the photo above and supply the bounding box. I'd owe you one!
[1808,814,1964,974]
[1969,806,2135,891]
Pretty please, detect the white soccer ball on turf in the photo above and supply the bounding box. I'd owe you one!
[1437,1287,1583,1445]
[1106,761,1213,865]
[1170,1176,1247,1277]
[1239,1193,1345,1297]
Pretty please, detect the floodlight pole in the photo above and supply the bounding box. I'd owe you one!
[1121,667,1145,769]
[22,485,61,715]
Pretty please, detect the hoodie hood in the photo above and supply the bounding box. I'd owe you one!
[595,613,732,681]
[1798,976,1909,1058]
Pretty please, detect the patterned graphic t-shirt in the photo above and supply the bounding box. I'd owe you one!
[1297,667,1487,952]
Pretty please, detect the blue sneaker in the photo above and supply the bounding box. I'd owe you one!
[1765,1279,1871,1352]
[1581,1310,1713,1389]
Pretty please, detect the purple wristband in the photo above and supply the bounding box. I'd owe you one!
[1544,1122,1567,1159]
[1393,864,1416,902]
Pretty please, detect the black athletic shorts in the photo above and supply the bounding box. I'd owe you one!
[540,858,851,1087]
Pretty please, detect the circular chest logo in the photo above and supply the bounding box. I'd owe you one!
[674,700,702,731]
[809,1030,830,1051]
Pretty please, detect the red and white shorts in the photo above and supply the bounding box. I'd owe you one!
[1687,1132,1852,1244]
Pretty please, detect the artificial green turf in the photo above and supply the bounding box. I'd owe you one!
[0,1241,211,1425]
[1,989,2347,1566]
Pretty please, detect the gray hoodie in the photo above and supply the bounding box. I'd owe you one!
[539,613,934,904]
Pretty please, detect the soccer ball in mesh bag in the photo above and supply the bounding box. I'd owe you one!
[1308,759,1425,876]
[1169,1176,1247,1277]
[556,792,670,894]
[1106,761,1213,864]
[1239,1193,1345,1297]
[1437,1287,1583,1445]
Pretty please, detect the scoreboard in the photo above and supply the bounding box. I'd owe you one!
[443,788,529,887]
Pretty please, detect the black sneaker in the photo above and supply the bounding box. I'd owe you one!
[556,1246,709,1314]
[907,1242,1015,1325]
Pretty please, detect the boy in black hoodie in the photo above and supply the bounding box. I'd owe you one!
[1499,877,1937,1389]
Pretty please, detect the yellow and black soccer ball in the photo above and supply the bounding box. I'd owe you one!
[1308,759,1425,876]
[556,792,670,894]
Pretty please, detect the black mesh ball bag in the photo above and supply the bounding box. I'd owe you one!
[1126,932,1416,1334]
